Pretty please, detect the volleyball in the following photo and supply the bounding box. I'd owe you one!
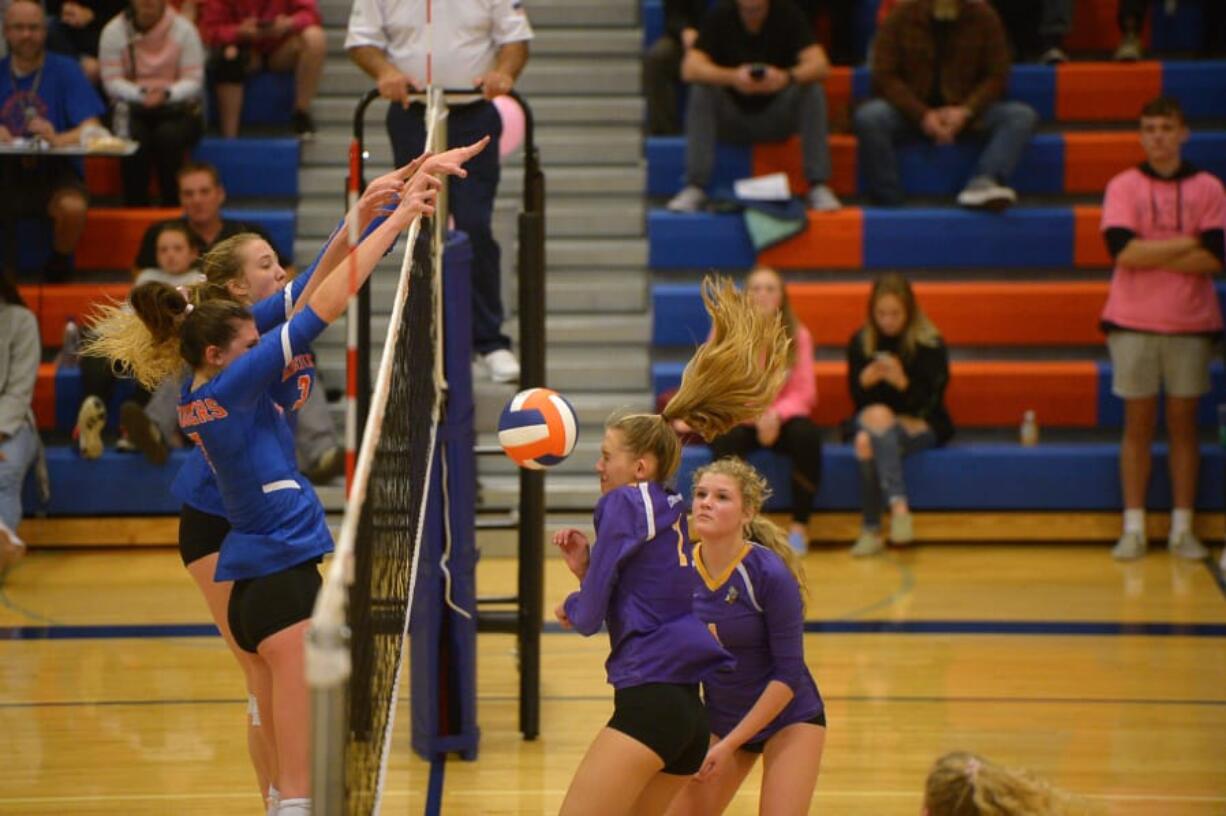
[497,388,579,470]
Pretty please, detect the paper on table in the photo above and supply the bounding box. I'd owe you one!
[733,172,791,201]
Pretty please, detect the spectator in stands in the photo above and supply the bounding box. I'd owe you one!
[0,277,39,573]
[846,273,952,557]
[985,0,1073,64]
[75,222,202,462]
[44,0,127,84]
[644,0,705,136]
[667,0,841,214]
[798,0,857,66]
[98,0,204,206]
[1101,97,1224,562]
[0,0,105,282]
[923,751,1089,815]
[198,0,326,139]
[854,0,1037,210]
[706,266,823,555]
[347,0,533,384]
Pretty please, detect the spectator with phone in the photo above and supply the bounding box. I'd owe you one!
[845,273,952,557]
[666,0,841,214]
[198,0,326,139]
[98,0,204,205]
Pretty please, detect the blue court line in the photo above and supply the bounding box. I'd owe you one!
[3,618,1225,641]
[424,757,446,816]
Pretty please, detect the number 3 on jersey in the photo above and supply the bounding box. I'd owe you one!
[292,374,311,411]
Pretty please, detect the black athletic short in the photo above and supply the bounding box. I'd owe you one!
[178,504,230,566]
[228,559,322,654]
[607,683,709,776]
[738,711,827,755]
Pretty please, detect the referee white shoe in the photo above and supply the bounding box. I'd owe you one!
[482,349,520,384]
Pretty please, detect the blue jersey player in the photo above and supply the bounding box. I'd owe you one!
[552,277,792,816]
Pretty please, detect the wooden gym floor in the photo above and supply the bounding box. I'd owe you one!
[1,541,1224,815]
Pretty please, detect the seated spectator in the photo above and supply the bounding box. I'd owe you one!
[985,0,1072,64]
[75,223,203,462]
[797,0,856,66]
[0,277,39,573]
[846,273,952,557]
[923,751,1089,815]
[198,0,326,139]
[98,0,204,206]
[1100,97,1224,563]
[853,0,1037,210]
[0,0,105,282]
[132,161,292,271]
[643,0,705,136]
[706,266,823,555]
[44,0,127,84]
[666,0,842,214]
[1116,0,1226,61]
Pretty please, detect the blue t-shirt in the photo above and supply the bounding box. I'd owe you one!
[178,308,333,581]
[0,52,104,140]
[692,542,823,743]
[563,482,734,689]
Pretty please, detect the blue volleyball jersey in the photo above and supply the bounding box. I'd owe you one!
[692,542,823,743]
[178,307,333,581]
[563,482,733,689]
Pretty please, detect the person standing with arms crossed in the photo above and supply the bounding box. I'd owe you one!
[346,0,532,384]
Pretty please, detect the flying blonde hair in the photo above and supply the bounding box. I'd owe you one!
[610,275,789,481]
[924,752,1099,816]
[691,456,807,610]
[81,233,266,389]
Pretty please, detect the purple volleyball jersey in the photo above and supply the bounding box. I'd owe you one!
[693,542,823,744]
[563,482,733,689]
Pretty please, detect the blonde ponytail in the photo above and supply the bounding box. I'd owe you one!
[924,752,1099,816]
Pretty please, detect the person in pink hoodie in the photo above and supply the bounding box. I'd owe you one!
[707,266,824,555]
[198,0,325,139]
[1100,96,1225,563]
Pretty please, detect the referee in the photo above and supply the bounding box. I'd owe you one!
[346,0,533,385]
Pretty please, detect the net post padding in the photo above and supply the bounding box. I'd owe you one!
[308,94,447,816]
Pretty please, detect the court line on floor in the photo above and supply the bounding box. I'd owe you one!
[5,692,1225,710]
[1205,559,1226,601]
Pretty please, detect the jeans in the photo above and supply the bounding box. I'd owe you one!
[855,419,936,530]
[853,97,1038,205]
[387,101,510,355]
[0,423,37,534]
[709,417,824,524]
[643,36,684,135]
[684,82,832,188]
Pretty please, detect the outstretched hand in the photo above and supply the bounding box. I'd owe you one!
[420,136,491,179]
[353,154,433,228]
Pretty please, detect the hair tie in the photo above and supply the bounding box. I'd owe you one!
[965,758,981,781]
[184,303,195,315]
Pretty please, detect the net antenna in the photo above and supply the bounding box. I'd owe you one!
[308,90,450,816]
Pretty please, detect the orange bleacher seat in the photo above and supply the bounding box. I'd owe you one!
[76,207,180,271]
[787,281,1110,348]
[19,282,131,347]
[1056,62,1161,121]
[33,362,56,431]
[752,134,857,199]
[824,67,853,128]
[1073,205,1113,268]
[85,157,162,200]
[1065,0,1150,53]
[810,359,1100,428]
[1064,132,1146,193]
[758,209,863,269]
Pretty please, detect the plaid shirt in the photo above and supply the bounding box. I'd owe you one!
[870,0,1010,122]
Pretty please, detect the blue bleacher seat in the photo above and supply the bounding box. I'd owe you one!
[208,71,295,128]
[194,138,300,199]
[862,207,1074,268]
[1163,61,1226,122]
[220,207,295,261]
[22,447,186,516]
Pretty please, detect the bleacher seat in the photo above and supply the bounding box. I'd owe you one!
[18,282,130,347]
[207,71,296,128]
[22,448,186,516]
[676,444,1225,513]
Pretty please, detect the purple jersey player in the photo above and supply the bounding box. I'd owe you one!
[666,457,825,816]
[552,277,793,816]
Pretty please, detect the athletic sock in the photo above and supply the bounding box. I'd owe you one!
[277,797,311,815]
[1123,509,1145,536]
[1170,508,1192,540]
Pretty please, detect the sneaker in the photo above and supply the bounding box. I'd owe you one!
[788,529,808,556]
[1039,46,1068,65]
[75,395,106,459]
[956,175,1018,210]
[120,401,168,465]
[850,530,884,557]
[114,433,137,453]
[1114,33,1143,61]
[304,446,346,486]
[1168,530,1209,561]
[667,184,708,213]
[890,511,914,545]
[482,349,521,384]
[806,184,842,212]
[1111,530,1147,561]
[292,109,317,141]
